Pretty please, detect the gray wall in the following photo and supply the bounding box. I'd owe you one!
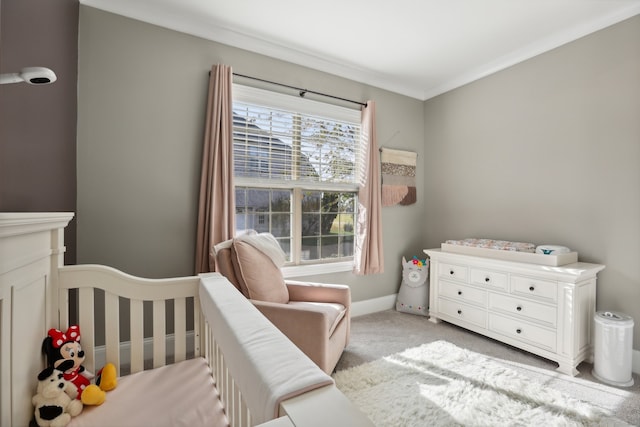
[78,7,640,349]
[0,0,78,263]
[77,7,425,302]
[423,15,640,349]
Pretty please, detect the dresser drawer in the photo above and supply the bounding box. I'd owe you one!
[470,268,508,291]
[488,293,557,328]
[511,275,557,303]
[488,313,556,352]
[440,281,486,307]
[439,298,486,328]
[439,263,468,282]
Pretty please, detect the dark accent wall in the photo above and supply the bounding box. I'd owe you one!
[0,0,79,263]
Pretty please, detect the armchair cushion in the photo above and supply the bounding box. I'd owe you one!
[231,240,289,304]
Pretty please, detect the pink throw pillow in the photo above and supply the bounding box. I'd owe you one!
[231,240,289,304]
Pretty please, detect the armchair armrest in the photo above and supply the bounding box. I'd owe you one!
[285,280,351,307]
[252,299,334,333]
[252,300,337,348]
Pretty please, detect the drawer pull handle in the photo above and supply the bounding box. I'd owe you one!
[450,270,455,275]
[516,306,522,312]
[457,309,462,315]
[485,277,490,282]
[529,285,535,292]
[516,328,522,334]
[457,290,462,295]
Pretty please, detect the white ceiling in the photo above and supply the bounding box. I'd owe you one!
[81,0,640,100]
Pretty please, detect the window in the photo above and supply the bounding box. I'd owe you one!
[233,85,362,267]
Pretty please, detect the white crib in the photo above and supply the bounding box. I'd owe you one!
[0,213,373,427]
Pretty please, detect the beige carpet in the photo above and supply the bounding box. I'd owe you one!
[335,309,640,426]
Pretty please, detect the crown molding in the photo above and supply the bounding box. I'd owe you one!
[422,3,640,100]
[82,0,640,101]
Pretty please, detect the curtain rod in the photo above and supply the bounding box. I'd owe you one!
[231,72,367,108]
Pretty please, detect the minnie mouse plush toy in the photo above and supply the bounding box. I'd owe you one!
[42,325,117,406]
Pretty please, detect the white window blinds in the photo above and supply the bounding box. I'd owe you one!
[232,84,362,190]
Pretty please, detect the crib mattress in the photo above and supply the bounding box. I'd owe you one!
[68,357,228,427]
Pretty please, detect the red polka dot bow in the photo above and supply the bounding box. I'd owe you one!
[48,325,81,348]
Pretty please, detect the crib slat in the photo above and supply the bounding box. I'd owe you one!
[224,359,231,418]
[193,296,202,357]
[216,343,225,409]
[228,379,235,427]
[242,397,251,427]
[233,382,242,426]
[129,299,144,373]
[152,300,166,368]
[174,297,186,362]
[203,317,211,368]
[78,287,96,374]
[1,295,10,427]
[58,288,70,328]
[104,291,120,371]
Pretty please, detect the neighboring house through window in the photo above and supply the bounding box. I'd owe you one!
[233,84,362,272]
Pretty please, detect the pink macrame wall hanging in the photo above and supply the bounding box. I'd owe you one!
[380,148,417,206]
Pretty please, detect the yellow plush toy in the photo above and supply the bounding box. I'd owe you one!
[32,366,83,427]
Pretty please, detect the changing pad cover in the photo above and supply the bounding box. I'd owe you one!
[445,238,536,252]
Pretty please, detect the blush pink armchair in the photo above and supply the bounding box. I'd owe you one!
[214,236,351,374]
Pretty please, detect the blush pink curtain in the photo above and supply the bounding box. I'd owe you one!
[195,64,235,274]
[354,100,384,275]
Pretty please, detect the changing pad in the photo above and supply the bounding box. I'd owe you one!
[445,238,536,253]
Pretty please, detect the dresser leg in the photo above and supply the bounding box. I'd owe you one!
[556,361,579,377]
[428,315,441,324]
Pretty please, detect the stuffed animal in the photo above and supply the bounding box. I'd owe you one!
[32,366,83,427]
[42,325,117,406]
[395,256,429,316]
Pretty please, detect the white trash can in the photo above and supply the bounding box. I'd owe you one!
[592,311,634,387]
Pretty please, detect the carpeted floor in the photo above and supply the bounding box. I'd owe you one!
[335,309,640,426]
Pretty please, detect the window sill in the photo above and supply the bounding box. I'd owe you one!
[281,261,353,278]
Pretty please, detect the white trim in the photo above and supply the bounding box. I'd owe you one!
[282,261,353,278]
[234,178,358,193]
[633,349,640,375]
[233,84,361,119]
[0,212,74,238]
[350,294,397,318]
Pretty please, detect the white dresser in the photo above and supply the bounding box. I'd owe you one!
[424,248,605,376]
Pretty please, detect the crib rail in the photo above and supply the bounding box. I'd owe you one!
[205,324,253,427]
[57,264,201,376]
[56,266,373,427]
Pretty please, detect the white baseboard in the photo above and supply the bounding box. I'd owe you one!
[351,293,397,317]
[633,350,640,375]
[94,332,195,370]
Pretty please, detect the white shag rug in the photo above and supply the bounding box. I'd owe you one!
[333,341,630,427]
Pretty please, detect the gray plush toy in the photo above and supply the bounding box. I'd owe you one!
[395,256,429,316]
